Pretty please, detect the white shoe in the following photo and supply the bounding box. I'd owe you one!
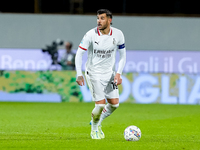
[98,125,105,139]
[90,130,101,139]
[90,121,105,139]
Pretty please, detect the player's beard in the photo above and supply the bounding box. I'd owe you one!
[99,22,109,31]
[99,25,107,31]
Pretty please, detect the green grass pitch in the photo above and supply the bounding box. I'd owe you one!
[0,102,200,150]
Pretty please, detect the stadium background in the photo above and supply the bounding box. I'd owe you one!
[1,1,200,149]
[0,1,200,104]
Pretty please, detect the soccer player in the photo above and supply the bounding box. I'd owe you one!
[75,9,126,139]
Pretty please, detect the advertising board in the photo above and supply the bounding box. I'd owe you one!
[0,48,200,74]
[0,70,199,104]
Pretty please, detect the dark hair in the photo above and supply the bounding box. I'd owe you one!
[68,41,73,49]
[97,9,112,19]
[65,41,73,49]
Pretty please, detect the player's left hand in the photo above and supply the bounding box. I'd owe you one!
[114,73,122,85]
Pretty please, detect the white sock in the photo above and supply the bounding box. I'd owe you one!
[91,104,105,131]
[98,103,119,126]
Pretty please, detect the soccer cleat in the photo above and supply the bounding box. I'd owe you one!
[98,125,105,139]
[90,130,101,139]
[90,120,105,139]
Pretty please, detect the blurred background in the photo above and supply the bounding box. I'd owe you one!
[1,0,200,50]
[0,0,200,104]
[1,0,200,15]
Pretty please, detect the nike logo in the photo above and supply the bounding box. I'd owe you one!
[95,41,99,45]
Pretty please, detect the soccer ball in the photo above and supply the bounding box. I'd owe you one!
[124,125,141,141]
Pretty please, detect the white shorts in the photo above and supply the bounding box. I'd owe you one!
[85,71,119,101]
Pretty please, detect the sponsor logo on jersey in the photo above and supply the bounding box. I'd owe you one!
[94,49,114,58]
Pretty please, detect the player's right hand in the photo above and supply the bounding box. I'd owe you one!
[76,76,85,86]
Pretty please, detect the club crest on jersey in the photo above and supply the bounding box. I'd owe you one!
[113,38,116,45]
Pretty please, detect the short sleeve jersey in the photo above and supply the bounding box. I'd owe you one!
[79,27,125,74]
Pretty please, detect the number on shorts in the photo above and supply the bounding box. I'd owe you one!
[111,81,118,90]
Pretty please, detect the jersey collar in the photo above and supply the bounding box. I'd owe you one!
[97,27,112,36]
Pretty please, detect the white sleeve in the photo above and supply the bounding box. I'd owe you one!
[117,47,126,74]
[75,30,92,76]
[117,31,126,74]
[75,47,86,76]
[79,31,92,51]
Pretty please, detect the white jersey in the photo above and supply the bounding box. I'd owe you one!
[78,27,125,75]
